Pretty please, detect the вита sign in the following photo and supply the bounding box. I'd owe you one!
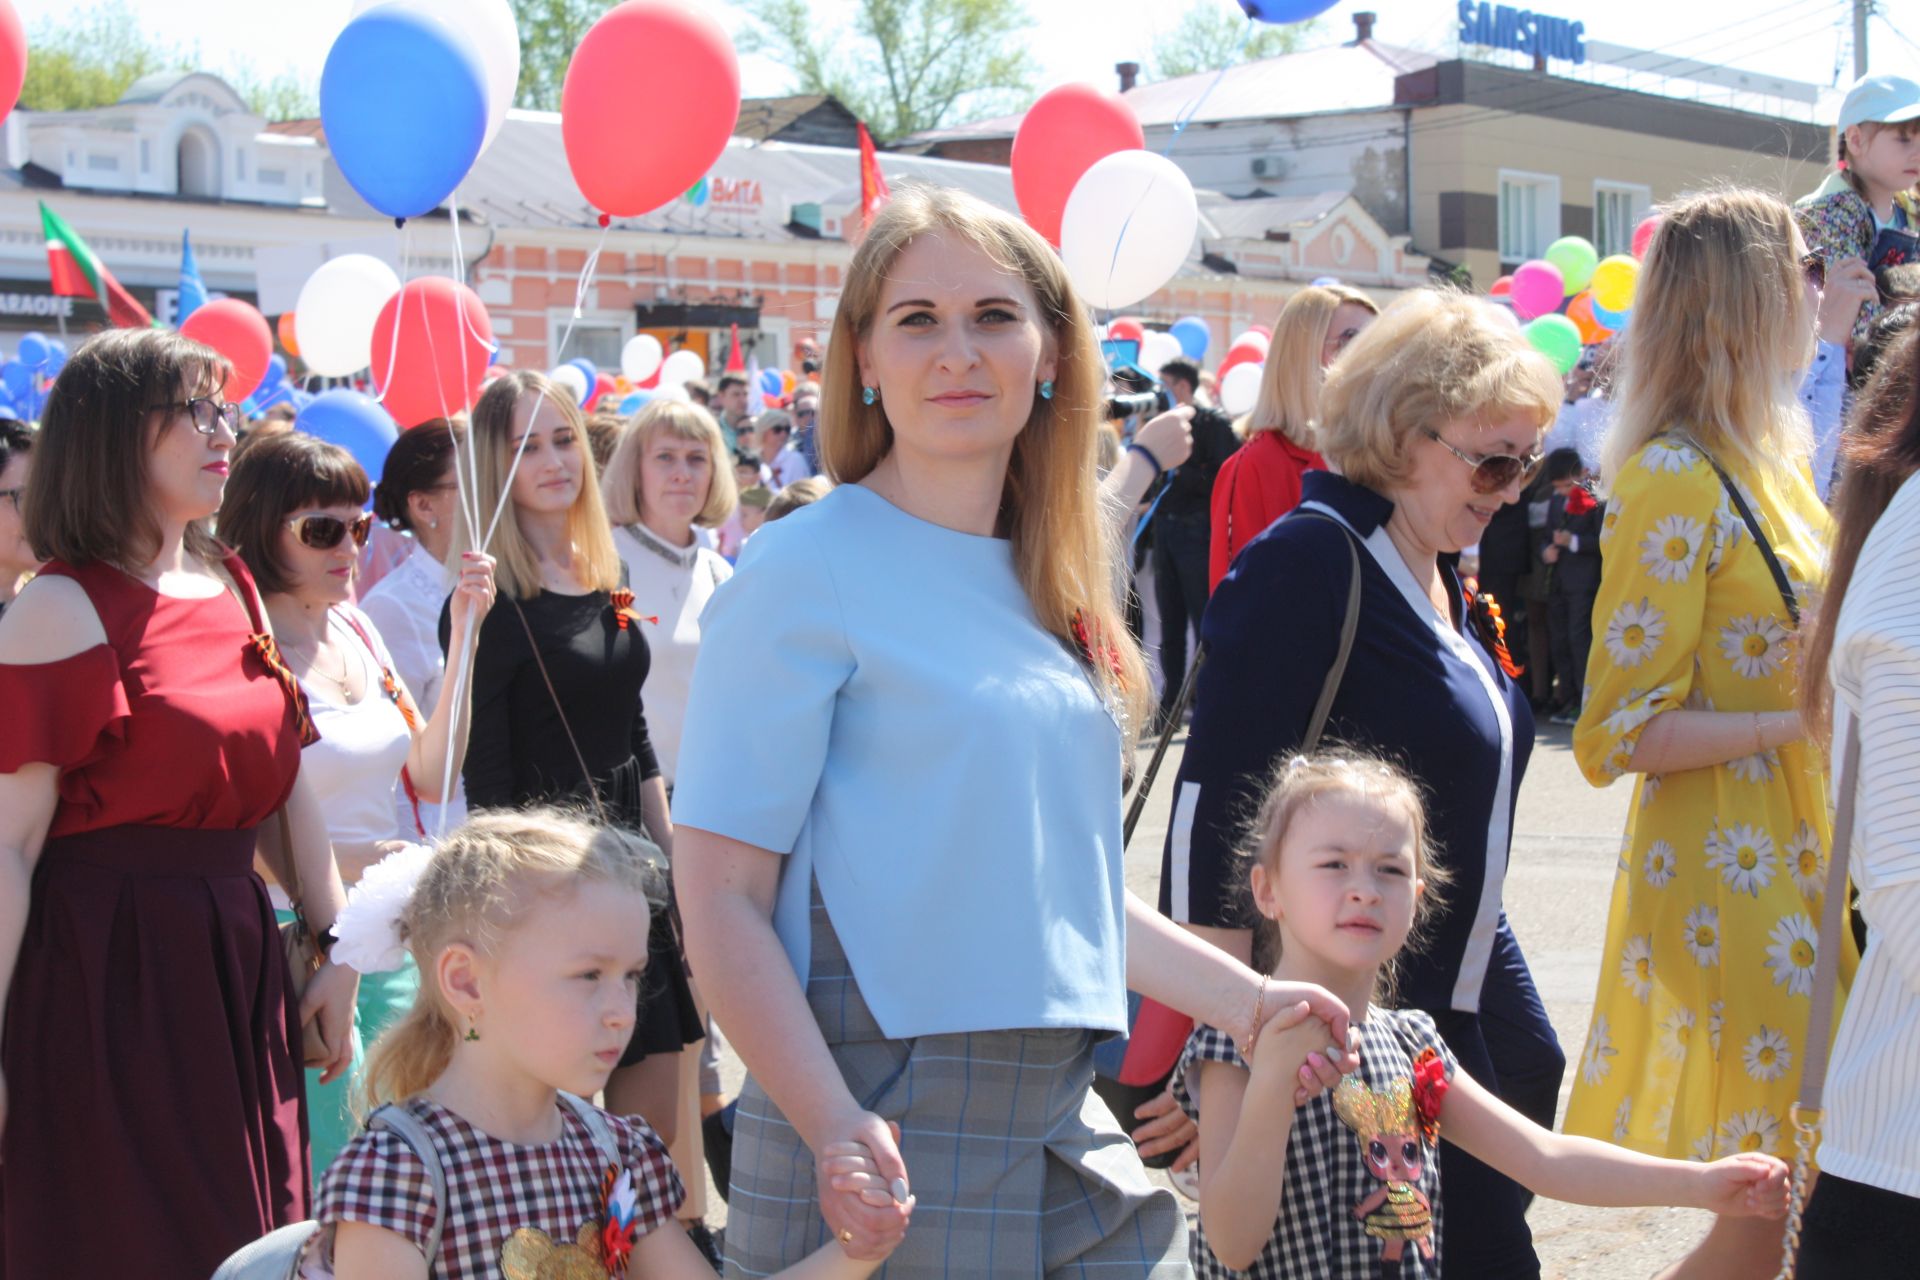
[1458,3,1587,66]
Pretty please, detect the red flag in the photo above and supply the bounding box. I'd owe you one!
[859,123,890,229]
[725,322,745,373]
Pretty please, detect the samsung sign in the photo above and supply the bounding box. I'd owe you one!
[1458,3,1587,65]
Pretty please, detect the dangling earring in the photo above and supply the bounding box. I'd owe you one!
[464,1015,480,1042]
[427,518,438,531]
[1038,379,1055,401]
[862,386,878,406]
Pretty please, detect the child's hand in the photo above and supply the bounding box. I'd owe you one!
[1293,1024,1363,1108]
[822,1139,913,1213]
[1248,1001,1329,1099]
[1696,1153,1789,1218]
[1254,981,1355,1071]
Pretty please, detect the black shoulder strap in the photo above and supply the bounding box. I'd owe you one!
[1293,512,1365,753]
[1696,449,1800,626]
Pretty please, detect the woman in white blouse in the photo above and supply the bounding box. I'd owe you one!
[1798,325,1920,1276]
[361,420,468,831]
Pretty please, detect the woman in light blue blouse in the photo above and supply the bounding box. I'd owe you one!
[672,186,1357,1276]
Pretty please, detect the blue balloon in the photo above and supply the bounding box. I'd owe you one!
[296,389,400,491]
[17,332,49,368]
[1239,0,1340,23]
[44,339,67,374]
[1592,299,1631,332]
[1170,316,1210,360]
[0,361,32,402]
[1311,275,1341,287]
[266,354,288,387]
[320,5,488,220]
[617,390,658,415]
[758,368,783,396]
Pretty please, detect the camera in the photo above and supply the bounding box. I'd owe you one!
[1104,366,1172,422]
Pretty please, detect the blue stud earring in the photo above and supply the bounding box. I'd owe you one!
[1039,379,1054,401]
[862,386,878,406]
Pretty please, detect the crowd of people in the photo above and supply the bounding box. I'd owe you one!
[0,69,1917,1280]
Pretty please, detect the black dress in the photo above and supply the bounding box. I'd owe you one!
[443,584,702,1060]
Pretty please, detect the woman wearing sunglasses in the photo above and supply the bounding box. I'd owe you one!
[216,428,495,1179]
[1564,189,1859,1279]
[1161,287,1567,1276]
[0,330,359,1276]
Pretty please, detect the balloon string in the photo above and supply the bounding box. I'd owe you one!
[480,387,565,551]
[446,188,502,360]
[374,222,414,418]
[552,220,612,363]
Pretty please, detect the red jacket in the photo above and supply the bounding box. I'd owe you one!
[1209,431,1324,591]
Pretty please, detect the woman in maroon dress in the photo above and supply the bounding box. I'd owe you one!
[0,329,359,1277]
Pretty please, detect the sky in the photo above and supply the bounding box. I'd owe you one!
[12,0,1920,124]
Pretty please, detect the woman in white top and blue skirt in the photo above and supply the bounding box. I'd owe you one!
[673,185,1358,1276]
[1796,324,1920,1277]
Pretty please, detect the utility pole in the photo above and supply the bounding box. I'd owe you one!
[1854,0,1870,80]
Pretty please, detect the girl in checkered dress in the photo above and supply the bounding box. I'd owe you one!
[1175,755,1793,1277]
[300,809,895,1279]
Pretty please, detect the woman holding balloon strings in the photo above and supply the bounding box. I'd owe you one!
[215,429,495,1181]
[1209,283,1380,591]
[673,184,1358,1276]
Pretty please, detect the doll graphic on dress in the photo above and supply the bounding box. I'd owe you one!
[1333,1073,1437,1267]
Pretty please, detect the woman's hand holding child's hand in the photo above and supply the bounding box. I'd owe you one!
[1249,1001,1352,1109]
[1695,1153,1789,1218]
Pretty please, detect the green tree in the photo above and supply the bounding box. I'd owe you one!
[230,71,319,123]
[1153,3,1319,80]
[18,1,188,112]
[743,0,1036,144]
[509,0,610,112]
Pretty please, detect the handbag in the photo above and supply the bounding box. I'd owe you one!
[1774,719,1860,1280]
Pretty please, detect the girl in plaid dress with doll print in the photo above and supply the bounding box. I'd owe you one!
[299,808,900,1279]
[1174,755,1792,1278]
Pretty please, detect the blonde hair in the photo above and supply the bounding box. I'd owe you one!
[360,808,664,1111]
[1249,285,1380,448]
[1317,289,1561,492]
[454,370,622,600]
[601,399,739,529]
[1602,189,1814,484]
[1243,752,1449,1002]
[765,475,833,522]
[819,184,1149,736]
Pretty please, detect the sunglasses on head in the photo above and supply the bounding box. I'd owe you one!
[287,511,373,551]
[1802,252,1826,290]
[1424,430,1544,494]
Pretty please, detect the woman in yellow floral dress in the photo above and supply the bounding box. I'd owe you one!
[1569,189,1859,1278]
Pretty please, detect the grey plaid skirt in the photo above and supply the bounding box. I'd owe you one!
[724,885,1189,1277]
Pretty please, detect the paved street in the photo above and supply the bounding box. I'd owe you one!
[703,722,1712,1277]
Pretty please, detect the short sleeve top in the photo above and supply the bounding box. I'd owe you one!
[1173,1008,1459,1280]
[0,555,302,836]
[672,483,1129,1040]
[304,1096,684,1280]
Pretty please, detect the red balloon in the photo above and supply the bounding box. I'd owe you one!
[181,299,273,402]
[1107,317,1146,345]
[1632,215,1661,260]
[0,0,24,126]
[1224,338,1265,366]
[562,1,740,217]
[1011,83,1145,246]
[1489,275,1514,298]
[1247,324,1273,339]
[587,372,616,411]
[1217,351,1257,382]
[369,277,495,430]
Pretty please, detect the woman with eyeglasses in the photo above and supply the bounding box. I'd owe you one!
[1208,283,1379,591]
[216,429,494,1180]
[0,329,360,1276]
[1161,288,1567,1276]
[1566,189,1858,1279]
[0,422,34,616]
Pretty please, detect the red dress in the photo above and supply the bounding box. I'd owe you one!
[1208,431,1325,592]
[0,555,310,1279]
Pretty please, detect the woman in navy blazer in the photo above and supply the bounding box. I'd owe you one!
[1160,289,1568,1278]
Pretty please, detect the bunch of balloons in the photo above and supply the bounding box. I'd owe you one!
[0,330,64,420]
[1494,225,1656,375]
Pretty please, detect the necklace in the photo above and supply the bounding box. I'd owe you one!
[626,522,699,570]
[286,631,356,698]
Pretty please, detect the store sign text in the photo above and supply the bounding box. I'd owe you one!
[1458,3,1586,65]
[0,292,75,318]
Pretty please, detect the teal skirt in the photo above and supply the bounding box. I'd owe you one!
[274,908,420,1183]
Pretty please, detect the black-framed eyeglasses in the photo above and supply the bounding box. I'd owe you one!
[1424,430,1544,494]
[287,511,373,551]
[146,396,243,436]
[1801,252,1826,291]
[0,487,21,511]
[764,424,791,436]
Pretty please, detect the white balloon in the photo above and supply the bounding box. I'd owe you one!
[1230,331,1271,358]
[1483,299,1522,332]
[351,0,520,153]
[294,254,403,376]
[549,364,589,404]
[1060,151,1198,311]
[1220,362,1264,417]
[1140,330,1183,374]
[658,349,708,395]
[621,333,664,382]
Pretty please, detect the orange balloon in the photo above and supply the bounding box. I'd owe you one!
[277,311,300,358]
[1567,292,1610,346]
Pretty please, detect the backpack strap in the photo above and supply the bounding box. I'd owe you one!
[367,1102,452,1266]
[558,1091,623,1169]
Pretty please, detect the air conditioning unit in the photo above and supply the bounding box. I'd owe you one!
[1251,156,1270,177]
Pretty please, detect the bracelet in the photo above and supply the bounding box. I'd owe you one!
[1247,975,1269,1058]
[1127,441,1163,479]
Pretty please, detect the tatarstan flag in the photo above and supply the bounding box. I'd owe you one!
[40,201,154,329]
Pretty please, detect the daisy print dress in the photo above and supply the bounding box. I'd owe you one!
[1567,434,1857,1164]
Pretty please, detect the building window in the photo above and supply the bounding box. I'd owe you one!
[140,140,151,173]
[564,323,624,372]
[1498,170,1560,263]
[1594,182,1653,259]
[86,153,119,172]
[259,168,286,186]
